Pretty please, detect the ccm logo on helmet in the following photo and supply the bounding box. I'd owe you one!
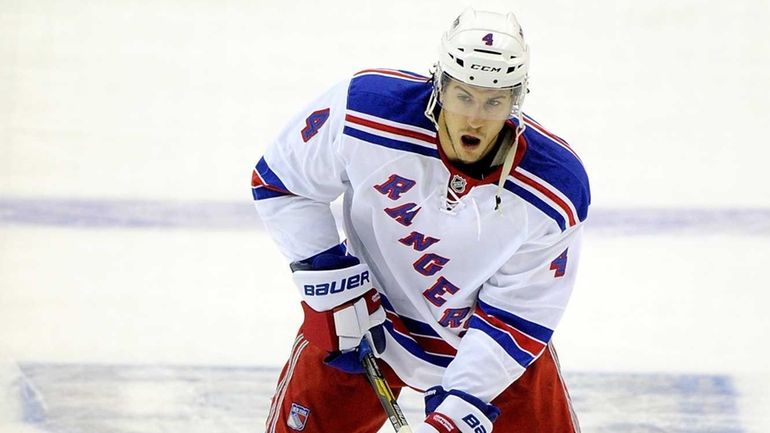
[304,271,370,296]
[471,64,501,72]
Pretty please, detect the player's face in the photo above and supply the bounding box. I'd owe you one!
[437,80,511,164]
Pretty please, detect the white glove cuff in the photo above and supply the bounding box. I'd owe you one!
[333,294,387,352]
[292,263,373,311]
[434,395,494,433]
[412,422,442,433]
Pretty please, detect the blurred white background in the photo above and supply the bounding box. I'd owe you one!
[2,0,768,206]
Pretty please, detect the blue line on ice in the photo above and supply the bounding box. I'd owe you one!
[1,198,769,235]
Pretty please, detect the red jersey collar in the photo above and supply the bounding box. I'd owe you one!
[436,119,528,195]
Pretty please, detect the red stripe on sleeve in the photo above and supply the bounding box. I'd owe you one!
[512,171,577,226]
[474,308,545,357]
[345,114,437,145]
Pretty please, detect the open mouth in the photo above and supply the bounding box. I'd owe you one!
[461,135,481,146]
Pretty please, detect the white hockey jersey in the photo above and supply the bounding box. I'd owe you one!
[252,68,590,404]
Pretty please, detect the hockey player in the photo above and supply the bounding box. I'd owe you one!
[253,8,589,433]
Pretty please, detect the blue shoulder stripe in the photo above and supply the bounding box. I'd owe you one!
[503,179,567,231]
[347,73,436,131]
[343,126,439,158]
[519,125,590,223]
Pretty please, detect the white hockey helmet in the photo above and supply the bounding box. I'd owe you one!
[426,9,530,124]
[440,8,529,89]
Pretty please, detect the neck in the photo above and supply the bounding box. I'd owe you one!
[437,114,508,180]
[452,134,505,179]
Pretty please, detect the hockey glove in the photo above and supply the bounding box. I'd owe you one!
[290,245,386,357]
[413,386,500,433]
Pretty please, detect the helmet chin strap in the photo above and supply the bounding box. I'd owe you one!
[424,64,442,130]
[494,106,525,211]
[437,112,462,162]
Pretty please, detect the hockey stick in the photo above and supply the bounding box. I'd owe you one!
[360,338,412,433]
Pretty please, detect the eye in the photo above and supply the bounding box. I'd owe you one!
[457,94,472,103]
[486,99,501,107]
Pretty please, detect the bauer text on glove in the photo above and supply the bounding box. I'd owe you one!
[413,386,500,433]
[290,247,386,353]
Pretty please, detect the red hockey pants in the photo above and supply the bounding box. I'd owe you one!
[265,333,580,433]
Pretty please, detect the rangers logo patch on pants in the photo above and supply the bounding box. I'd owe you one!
[287,402,310,431]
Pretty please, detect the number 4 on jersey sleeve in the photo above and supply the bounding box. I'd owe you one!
[301,108,331,142]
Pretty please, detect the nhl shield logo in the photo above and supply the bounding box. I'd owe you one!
[287,402,310,431]
[449,174,467,194]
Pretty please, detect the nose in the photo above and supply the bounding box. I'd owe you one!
[463,102,486,128]
[466,112,484,129]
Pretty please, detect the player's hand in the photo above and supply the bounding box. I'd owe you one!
[321,327,386,374]
[412,386,500,433]
[290,246,386,355]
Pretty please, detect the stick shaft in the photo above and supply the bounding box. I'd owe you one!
[360,348,412,432]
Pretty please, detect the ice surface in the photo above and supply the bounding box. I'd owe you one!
[9,364,749,433]
[2,0,769,432]
[1,222,768,432]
